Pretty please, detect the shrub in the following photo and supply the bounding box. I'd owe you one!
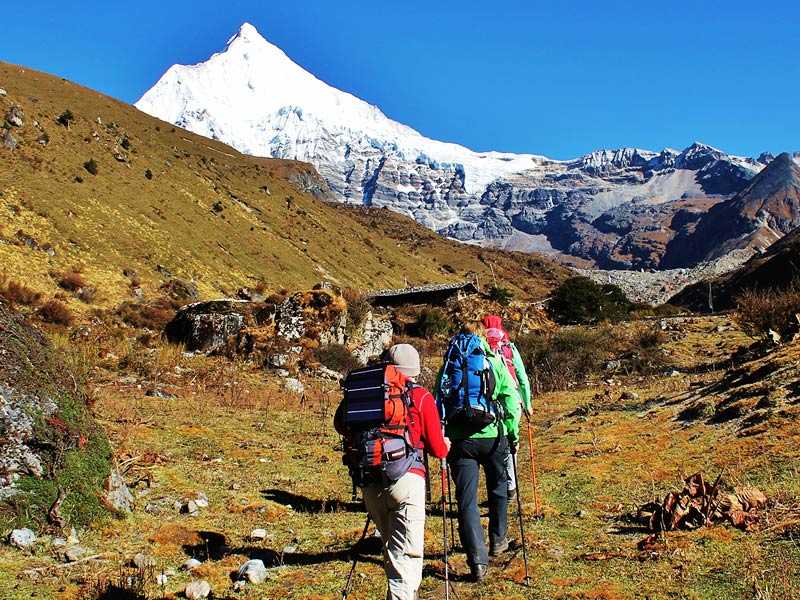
[160,278,198,303]
[116,298,178,331]
[517,323,670,393]
[144,169,153,180]
[57,270,87,292]
[342,288,371,328]
[410,307,451,338]
[735,283,800,339]
[56,109,74,128]
[38,300,74,326]
[315,343,361,374]
[0,275,42,306]
[77,286,97,304]
[547,277,633,325]
[83,158,98,175]
[488,285,513,306]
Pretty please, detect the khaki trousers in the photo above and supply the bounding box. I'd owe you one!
[363,472,426,600]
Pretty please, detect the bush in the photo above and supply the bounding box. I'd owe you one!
[0,275,42,306]
[116,298,177,331]
[57,270,87,292]
[517,323,671,393]
[83,158,98,175]
[548,277,633,325]
[144,168,153,180]
[56,109,74,128]
[488,285,514,306]
[735,283,800,338]
[410,307,451,338]
[77,286,97,304]
[342,288,371,328]
[38,300,74,326]
[315,344,361,374]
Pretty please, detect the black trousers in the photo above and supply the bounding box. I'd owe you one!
[448,436,509,567]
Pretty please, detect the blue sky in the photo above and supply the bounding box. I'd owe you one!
[2,1,797,159]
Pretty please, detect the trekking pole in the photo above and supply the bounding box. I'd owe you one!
[342,514,371,600]
[525,415,543,518]
[511,450,530,586]
[440,459,451,600]
[445,465,456,544]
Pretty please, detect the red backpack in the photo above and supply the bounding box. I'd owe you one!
[338,364,420,487]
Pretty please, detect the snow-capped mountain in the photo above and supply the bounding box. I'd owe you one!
[137,23,777,269]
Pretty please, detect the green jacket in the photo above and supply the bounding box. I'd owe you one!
[439,337,522,443]
[509,342,532,414]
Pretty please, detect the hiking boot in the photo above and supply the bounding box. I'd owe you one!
[507,487,517,503]
[471,564,489,582]
[490,537,510,557]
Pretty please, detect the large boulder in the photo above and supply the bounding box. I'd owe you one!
[165,299,272,353]
[351,311,394,365]
[0,301,113,531]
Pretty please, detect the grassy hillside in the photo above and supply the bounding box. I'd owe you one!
[0,62,566,315]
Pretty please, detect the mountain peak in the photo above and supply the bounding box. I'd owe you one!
[226,22,267,47]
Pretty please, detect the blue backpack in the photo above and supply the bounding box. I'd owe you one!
[438,333,498,427]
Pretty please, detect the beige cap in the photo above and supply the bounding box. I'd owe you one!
[387,343,421,378]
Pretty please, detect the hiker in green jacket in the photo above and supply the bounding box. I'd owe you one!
[483,315,532,501]
[436,323,522,581]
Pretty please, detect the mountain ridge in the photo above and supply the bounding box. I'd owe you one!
[136,23,795,271]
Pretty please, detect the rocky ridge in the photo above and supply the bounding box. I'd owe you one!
[135,23,787,271]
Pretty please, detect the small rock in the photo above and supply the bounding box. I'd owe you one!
[156,573,169,586]
[185,580,211,600]
[132,552,155,569]
[668,370,681,377]
[193,492,209,508]
[5,105,24,127]
[230,483,241,491]
[104,470,134,513]
[0,88,6,97]
[282,543,298,554]
[182,558,203,571]
[182,500,200,516]
[9,528,36,550]
[284,378,304,395]
[575,510,589,518]
[237,559,268,584]
[64,545,89,562]
[145,388,176,399]
[620,391,639,401]
[51,537,67,548]
[2,129,17,150]
[250,528,267,541]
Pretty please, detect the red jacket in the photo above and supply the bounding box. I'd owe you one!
[407,385,448,477]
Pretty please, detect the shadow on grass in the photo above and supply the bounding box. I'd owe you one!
[261,488,364,513]
[183,531,229,560]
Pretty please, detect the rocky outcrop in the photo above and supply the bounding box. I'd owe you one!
[165,299,269,353]
[350,312,394,365]
[0,301,113,529]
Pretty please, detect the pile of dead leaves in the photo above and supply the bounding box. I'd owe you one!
[637,472,768,543]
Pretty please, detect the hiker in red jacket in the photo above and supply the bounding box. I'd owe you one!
[335,344,450,600]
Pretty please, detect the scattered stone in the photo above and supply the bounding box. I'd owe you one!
[282,543,298,554]
[250,528,267,541]
[237,559,268,584]
[182,500,200,516]
[156,573,169,586]
[768,329,782,345]
[103,470,134,513]
[604,359,621,372]
[5,105,24,127]
[9,528,36,550]
[64,545,89,562]
[0,88,6,97]
[2,128,17,150]
[132,552,155,569]
[575,510,589,518]
[51,537,67,548]
[620,391,639,401]
[194,493,209,508]
[145,388,176,399]
[230,483,241,491]
[284,378,304,395]
[312,365,344,381]
[185,579,211,600]
[668,370,681,377]
[182,558,202,571]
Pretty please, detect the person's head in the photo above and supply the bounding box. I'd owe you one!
[482,314,506,347]
[386,343,421,379]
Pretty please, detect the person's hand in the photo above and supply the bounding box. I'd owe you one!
[443,436,452,454]
[508,436,517,455]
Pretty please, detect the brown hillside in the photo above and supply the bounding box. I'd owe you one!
[0,62,566,315]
